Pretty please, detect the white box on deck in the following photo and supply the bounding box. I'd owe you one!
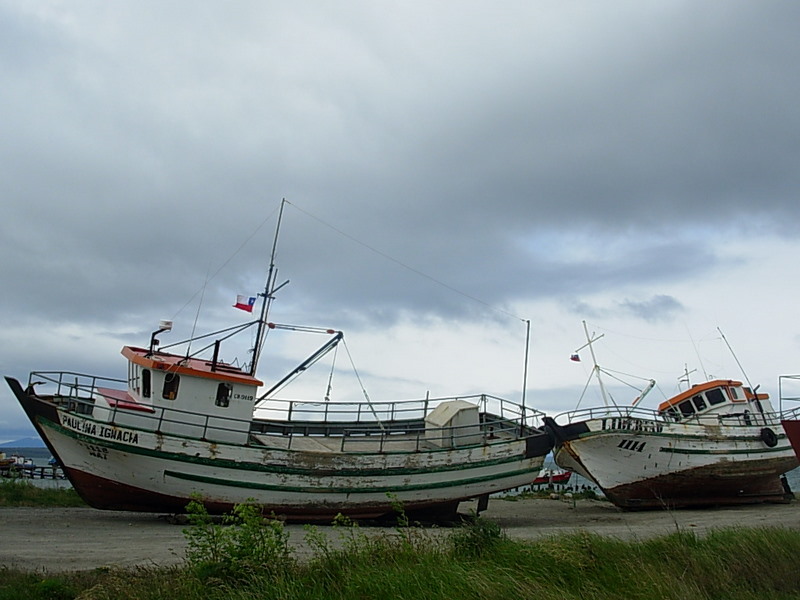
[425,400,482,448]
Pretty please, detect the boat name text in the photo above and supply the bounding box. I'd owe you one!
[62,415,140,445]
[601,417,663,434]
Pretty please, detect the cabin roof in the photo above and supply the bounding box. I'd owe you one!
[121,346,263,387]
[657,379,767,412]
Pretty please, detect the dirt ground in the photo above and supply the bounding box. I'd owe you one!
[3,497,800,573]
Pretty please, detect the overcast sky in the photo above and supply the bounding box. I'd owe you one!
[3,1,800,442]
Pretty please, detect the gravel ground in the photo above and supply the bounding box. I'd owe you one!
[3,497,800,573]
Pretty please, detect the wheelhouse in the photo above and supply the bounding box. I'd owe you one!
[657,379,771,423]
[107,346,263,444]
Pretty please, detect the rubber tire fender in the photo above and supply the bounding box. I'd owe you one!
[760,427,778,448]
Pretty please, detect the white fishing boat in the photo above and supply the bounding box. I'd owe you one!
[543,323,798,509]
[531,466,571,487]
[6,203,552,521]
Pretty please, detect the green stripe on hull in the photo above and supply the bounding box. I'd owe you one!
[43,415,530,479]
[164,465,536,494]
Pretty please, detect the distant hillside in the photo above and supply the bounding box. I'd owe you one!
[0,436,45,448]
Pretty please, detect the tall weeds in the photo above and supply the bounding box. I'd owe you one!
[0,479,84,507]
[3,500,800,600]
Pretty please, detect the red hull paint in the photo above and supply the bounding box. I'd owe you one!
[5,376,548,523]
[10,382,465,522]
[63,466,460,521]
[781,420,800,461]
[557,439,797,510]
[604,459,796,510]
[532,472,571,486]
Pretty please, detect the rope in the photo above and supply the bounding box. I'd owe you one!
[171,205,281,321]
[341,338,385,432]
[285,200,526,323]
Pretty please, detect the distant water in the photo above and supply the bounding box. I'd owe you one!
[1,447,69,489]
[1,447,53,464]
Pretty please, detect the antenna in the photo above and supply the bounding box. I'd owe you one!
[685,326,709,380]
[717,327,754,390]
[678,363,697,391]
[521,319,530,410]
[187,265,211,359]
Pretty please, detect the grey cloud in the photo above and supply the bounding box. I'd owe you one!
[2,2,800,436]
[619,295,685,323]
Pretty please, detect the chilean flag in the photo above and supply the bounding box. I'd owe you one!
[234,295,256,312]
[570,353,581,362]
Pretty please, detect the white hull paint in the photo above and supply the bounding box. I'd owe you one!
[6,203,553,520]
[10,378,549,520]
[546,397,799,509]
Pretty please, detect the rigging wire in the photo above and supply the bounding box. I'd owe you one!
[285,200,526,323]
[164,199,534,407]
[280,200,537,408]
[584,320,725,383]
[685,324,709,380]
[170,205,281,322]
[718,327,755,391]
[574,370,596,411]
[324,343,339,402]
[341,337,385,431]
[186,264,211,358]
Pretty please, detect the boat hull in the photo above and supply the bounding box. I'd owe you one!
[781,419,800,461]
[8,378,549,521]
[546,416,798,509]
[531,470,571,486]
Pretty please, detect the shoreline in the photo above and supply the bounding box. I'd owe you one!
[3,497,800,573]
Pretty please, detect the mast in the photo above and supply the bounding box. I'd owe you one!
[582,320,610,406]
[250,199,288,376]
[521,319,530,418]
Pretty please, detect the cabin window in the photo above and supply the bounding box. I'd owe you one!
[142,369,151,398]
[706,388,726,406]
[215,382,232,408]
[162,373,180,400]
[679,400,695,417]
[665,407,680,422]
[692,394,707,412]
[728,386,741,400]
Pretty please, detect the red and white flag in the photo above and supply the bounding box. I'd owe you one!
[233,295,256,313]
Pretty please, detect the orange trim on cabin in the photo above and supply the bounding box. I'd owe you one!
[657,379,768,412]
[121,346,263,387]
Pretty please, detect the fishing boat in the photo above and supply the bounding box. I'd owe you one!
[531,467,571,487]
[5,204,552,521]
[0,453,15,469]
[542,324,798,509]
[0,452,36,477]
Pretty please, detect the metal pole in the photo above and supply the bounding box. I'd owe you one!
[250,199,286,375]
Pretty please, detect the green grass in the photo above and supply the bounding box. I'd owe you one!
[0,478,85,507]
[2,513,800,600]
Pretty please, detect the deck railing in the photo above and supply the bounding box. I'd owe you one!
[779,374,800,415]
[27,371,546,451]
[551,403,781,429]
